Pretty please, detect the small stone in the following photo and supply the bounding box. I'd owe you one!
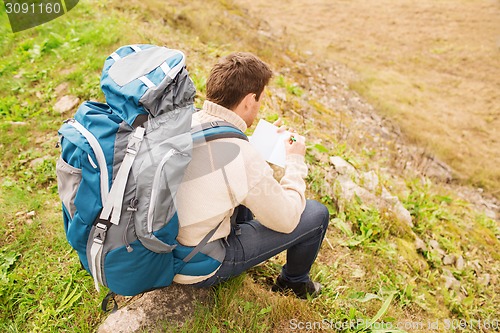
[30,157,48,168]
[442,269,460,290]
[392,201,413,227]
[330,156,357,176]
[54,95,80,114]
[26,211,36,217]
[429,240,440,250]
[470,259,482,273]
[455,255,465,270]
[442,254,455,265]
[414,237,427,251]
[336,175,376,204]
[428,240,445,258]
[361,170,379,192]
[55,82,70,97]
[477,274,490,286]
[276,91,287,102]
[484,209,497,220]
[443,275,459,290]
[352,268,365,278]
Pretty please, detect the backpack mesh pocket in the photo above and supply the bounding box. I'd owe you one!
[56,156,82,219]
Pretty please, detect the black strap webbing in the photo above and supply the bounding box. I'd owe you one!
[182,206,239,264]
[101,291,118,313]
[182,222,221,264]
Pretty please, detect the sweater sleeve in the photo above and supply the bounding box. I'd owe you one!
[242,153,308,233]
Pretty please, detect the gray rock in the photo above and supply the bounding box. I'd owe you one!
[335,173,413,228]
[414,237,427,251]
[477,273,491,286]
[392,201,413,227]
[330,156,357,176]
[361,170,379,192]
[381,187,413,227]
[470,259,482,273]
[442,254,455,266]
[442,269,460,290]
[429,240,440,250]
[274,90,287,102]
[98,284,211,333]
[30,156,50,168]
[55,82,70,96]
[418,155,453,183]
[428,240,445,258]
[336,175,375,204]
[54,95,80,114]
[455,255,465,270]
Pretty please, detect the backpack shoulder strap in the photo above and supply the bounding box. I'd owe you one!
[191,121,248,142]
[179,121,246,269]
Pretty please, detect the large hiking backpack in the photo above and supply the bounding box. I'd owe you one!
[56,44,247,297]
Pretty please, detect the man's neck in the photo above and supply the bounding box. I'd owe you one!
[202,100,247,132]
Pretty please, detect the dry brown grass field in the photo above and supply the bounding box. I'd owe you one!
[236,0,500,197]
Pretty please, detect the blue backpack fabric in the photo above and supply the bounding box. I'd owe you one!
[56,44,247,297]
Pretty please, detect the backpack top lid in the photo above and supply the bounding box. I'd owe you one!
[100,44,196,126]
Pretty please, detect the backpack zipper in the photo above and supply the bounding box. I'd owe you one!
[124,198,139,252]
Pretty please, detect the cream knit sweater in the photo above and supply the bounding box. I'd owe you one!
[173,101,308,284]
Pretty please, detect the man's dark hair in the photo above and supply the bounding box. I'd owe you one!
[206,52,273,110]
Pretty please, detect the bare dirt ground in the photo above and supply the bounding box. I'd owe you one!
[234,0,500,197]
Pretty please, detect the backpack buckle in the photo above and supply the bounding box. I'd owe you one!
[93,223,108,244]
[125,127,146,155]
[126,147,138,155]
[210,121,219,128]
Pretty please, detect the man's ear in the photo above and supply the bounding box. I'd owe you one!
[241,93,255,110]
[233,93,254,118]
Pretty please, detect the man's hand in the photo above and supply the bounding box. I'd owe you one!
[273,118,287,133]
[273,118,306,157]
[285,132,306,156]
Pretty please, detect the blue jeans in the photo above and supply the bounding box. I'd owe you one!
[193,200,330,287]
